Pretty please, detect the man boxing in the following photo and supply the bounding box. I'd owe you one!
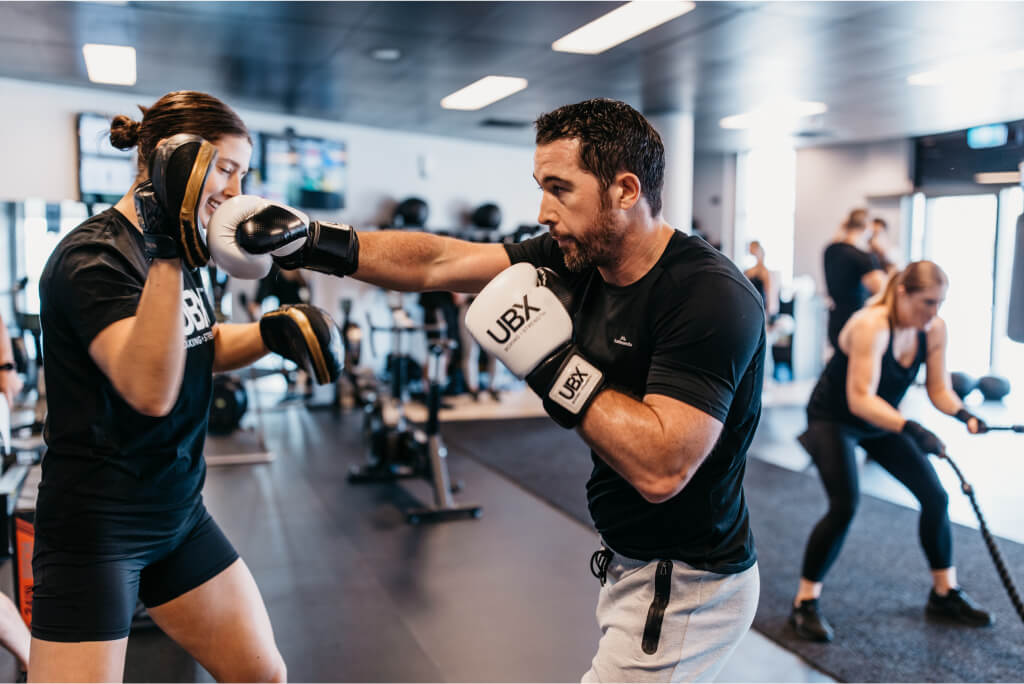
[213,98,765,682]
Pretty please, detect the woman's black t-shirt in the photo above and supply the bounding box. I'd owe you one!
[505,232,765,573]
[37,208,216,546]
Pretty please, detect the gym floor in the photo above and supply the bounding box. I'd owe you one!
[2,380,1020,681]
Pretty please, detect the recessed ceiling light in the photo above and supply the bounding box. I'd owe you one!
[552,1,695,55]
[441,76,528,111]
[719,101,827,130]
[370,48,402,62]
[82,43,136,86]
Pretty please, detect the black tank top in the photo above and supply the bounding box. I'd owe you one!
[807,324,927,433]
[749,275,766,309]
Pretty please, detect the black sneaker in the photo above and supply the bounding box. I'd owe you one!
[926,588,994,626]
[789,598,834,642]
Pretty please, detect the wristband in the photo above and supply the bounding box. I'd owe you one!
[144,233,179,260]
[954,408,975,425]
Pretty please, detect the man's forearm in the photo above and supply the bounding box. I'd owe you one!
[355,231,509,294]
[354,231,453,291]
[579,390,705,503]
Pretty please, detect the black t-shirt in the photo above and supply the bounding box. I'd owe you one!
[807,326,927,435]
[824,243,881,345]
[505,232,765,573]
[37,208,216,542]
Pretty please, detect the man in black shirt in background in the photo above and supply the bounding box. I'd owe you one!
[222,98,766,682]
[824,209,888,349]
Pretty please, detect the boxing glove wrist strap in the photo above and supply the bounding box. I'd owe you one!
[527,344,606,429]
[144,234,179,261]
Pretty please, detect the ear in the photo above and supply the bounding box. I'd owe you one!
[612,172,642,210]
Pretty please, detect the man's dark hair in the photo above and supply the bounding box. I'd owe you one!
[535,98,664,218]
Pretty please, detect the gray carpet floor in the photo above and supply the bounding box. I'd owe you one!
[444,416,1024,683]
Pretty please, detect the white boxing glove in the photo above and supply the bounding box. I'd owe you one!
[465,263,570,376]
[466,264,605,428]
[207,196,309,279]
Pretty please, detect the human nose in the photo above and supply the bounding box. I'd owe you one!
[537,193,556,226]
[224,172,243,198]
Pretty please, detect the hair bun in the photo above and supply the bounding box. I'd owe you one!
[108,114,141,150]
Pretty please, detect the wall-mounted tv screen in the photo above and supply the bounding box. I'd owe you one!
[77,112,137,205]
[258,132,346,211]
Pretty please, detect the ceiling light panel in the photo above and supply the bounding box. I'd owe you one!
[441,76,528,111]
[552,1,696,55]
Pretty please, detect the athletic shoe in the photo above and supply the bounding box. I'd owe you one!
[789,598,834,642]
[926,588,994,626]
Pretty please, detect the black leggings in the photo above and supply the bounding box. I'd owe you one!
[797,420,952,582]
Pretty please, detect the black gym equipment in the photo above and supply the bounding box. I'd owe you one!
[5,277,45,436]
[392,197,429,228]
[950,371,977,400]
[209,375,249,435]
[986,423,1024,432]
[977,375,1011,402]
[470,202,502,230]
[935,445,1024,625]
[348,297,480,524]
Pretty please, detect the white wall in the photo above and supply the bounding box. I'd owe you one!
[0,77,539,230]
[793,139,914,291]
[692,152,735,250]
[0,77,542,329]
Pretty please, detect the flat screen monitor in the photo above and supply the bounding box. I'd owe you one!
[258,133,346,210]
[77,112,136,205]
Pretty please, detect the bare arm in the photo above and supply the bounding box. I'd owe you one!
[0,312,23,406]
[354,231,511,293]
[211,322,268,373]
[579,390,723,504]
[861,268,888,295]
[88,259,185,417]
[845,312,907,432]
[922,317,981,433]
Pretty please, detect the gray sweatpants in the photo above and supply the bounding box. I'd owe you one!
[582,549,759,683]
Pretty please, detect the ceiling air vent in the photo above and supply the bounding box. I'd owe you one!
[479,118,531,129]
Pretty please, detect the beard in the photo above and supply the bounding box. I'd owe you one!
[559,205,624,272]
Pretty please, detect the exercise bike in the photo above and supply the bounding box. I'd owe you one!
[348,300,480,524]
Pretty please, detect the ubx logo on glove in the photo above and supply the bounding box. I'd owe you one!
[550,356,603,412]
[485,295,542,344]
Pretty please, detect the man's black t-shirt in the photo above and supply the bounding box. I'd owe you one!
[37,208,216,545]
[505,232,765,573]
[824,243,881,347]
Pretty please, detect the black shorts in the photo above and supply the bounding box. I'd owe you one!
[30,501,239,642]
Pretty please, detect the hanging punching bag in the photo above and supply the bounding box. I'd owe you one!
[1009,212,1024,343]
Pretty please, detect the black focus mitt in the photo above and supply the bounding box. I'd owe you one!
[260,304,343,385]
[138,133,218,267]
